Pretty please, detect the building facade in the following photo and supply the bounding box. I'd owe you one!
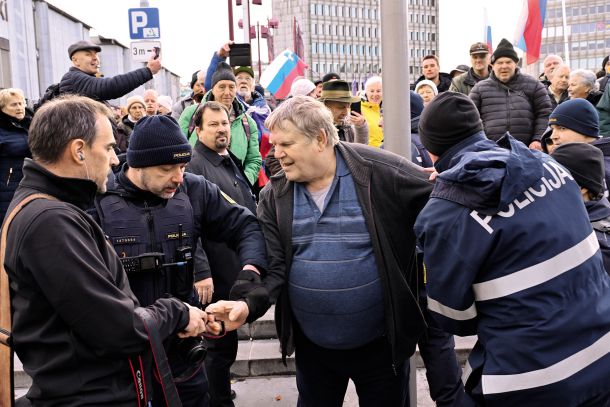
[536,0,610,76]
[1,0,180,106]
[272,0,439,89]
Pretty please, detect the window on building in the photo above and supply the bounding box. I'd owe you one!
[365,8,369,19]
[431,15,436,24]
[331,5,336,16]
[572,7,579,16]
[310,4,316,15]
[431,0,435,6]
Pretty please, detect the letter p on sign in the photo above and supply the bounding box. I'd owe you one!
[131,11,148,35]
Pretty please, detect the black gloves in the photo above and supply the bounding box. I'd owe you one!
[229,269,270,323]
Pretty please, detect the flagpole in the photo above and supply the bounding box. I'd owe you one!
[561,0,570,65]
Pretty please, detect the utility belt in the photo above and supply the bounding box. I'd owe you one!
[121,243,194,305]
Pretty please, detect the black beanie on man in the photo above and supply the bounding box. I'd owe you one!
[549,98,600,138]
[491,38,519,64]
[127,115,192,168]
[211,62,236,89]
[418,91,483,157]
[551,143,605,199]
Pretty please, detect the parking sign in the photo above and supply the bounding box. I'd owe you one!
[128,8,160,39]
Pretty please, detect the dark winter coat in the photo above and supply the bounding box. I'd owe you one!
[257,142,433,366]
[415,133,610,405]
[547,87,569,110]
[414,72,453,93]
[470,69,552,145]
[0,110,31,223]
[59,66,153,102]
[186,141,257,299]
[449,67,491,96]
[4,159,190,406]
[587,197,610,276]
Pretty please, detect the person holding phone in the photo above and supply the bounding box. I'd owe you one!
[319,80,368,144]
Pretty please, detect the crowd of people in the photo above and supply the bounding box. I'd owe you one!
[1,34,610,407]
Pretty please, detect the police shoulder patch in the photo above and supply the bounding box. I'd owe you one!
[220,190,237,205]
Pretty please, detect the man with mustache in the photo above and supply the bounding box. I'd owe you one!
[186,101,257,407]
[93,114,270,407]
[469,38,552,151]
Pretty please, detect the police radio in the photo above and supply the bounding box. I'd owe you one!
[160,224,194,302]
[120,252,164,274]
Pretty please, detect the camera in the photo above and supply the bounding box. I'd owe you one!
[176,337,207,366]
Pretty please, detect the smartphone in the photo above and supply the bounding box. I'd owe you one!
[350,101,362,115]
[153,46,161,60]
[229,43,252,67]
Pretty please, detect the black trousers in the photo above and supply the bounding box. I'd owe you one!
[204,330,238,407]
[295,333,407,407]
[417,317,465,406]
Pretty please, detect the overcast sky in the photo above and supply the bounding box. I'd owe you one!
[47,0,525,82]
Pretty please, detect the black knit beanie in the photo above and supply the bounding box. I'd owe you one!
[418,92,483,157]
[127,115,192,168]
[190,70,200,89]
[549,99,600,138]
[551,143,605,199]
[491,38,519,64]
[211,62,236,89]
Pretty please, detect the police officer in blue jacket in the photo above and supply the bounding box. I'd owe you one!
[415,92,610,406]
[94,115,269,407]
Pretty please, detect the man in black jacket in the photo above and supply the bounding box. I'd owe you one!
[94,114,270,407]
[59,40,161,102]
[254,96,433,406]
[3,95,215,406]
[414,54,453,93]
[186,101,257,407]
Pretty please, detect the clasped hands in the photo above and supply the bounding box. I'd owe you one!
[178,301,250,338]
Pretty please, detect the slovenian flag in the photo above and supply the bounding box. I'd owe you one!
[514,0,547,64]
[260,49,307,100]
[484,8,493,53]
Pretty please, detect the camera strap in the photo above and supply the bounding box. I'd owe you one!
[134,308,183,407]
[1,193,57,407]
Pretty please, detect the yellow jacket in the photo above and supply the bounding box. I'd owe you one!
[361,101,383,147]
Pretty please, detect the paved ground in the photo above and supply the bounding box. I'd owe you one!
[232,370,435,406]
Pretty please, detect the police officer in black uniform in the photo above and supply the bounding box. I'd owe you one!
[94,115,269,407]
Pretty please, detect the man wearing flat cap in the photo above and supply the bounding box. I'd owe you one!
[450,42,492,96]
[319,80,368,144]
[58,39,162,103]
[414,91,610,405]
[469,38,552,150]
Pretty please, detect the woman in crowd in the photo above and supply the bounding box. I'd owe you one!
[0,88,32,223]
[415,79,438,106]
[568,69,603,105]
[361,76,383,147]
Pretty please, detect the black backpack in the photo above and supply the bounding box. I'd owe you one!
[33,83,61,111]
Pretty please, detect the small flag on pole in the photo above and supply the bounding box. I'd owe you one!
[484,8,493,53]
[260,49,308,100]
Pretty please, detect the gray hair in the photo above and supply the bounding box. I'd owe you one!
[0,88,25,110]
[543,54,564,66]
[570,69,596,90]
[29,95,112,164]
[365,76,382,89]
[265,95,338,146]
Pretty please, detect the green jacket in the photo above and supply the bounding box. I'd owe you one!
[597,87,610,137]
[179,91,262,185]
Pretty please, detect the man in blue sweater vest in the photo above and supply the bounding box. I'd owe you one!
[255,95,433,406]
[415,92,610,406]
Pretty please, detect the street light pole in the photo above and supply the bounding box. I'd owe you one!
[257,22,262,79]
[242,0,250,44]
[228,0,234,41]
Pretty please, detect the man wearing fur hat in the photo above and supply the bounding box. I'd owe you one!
[415,91,610,405]
[469,38,552,150]
[179,62,262,186]
[93,114,270,407]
